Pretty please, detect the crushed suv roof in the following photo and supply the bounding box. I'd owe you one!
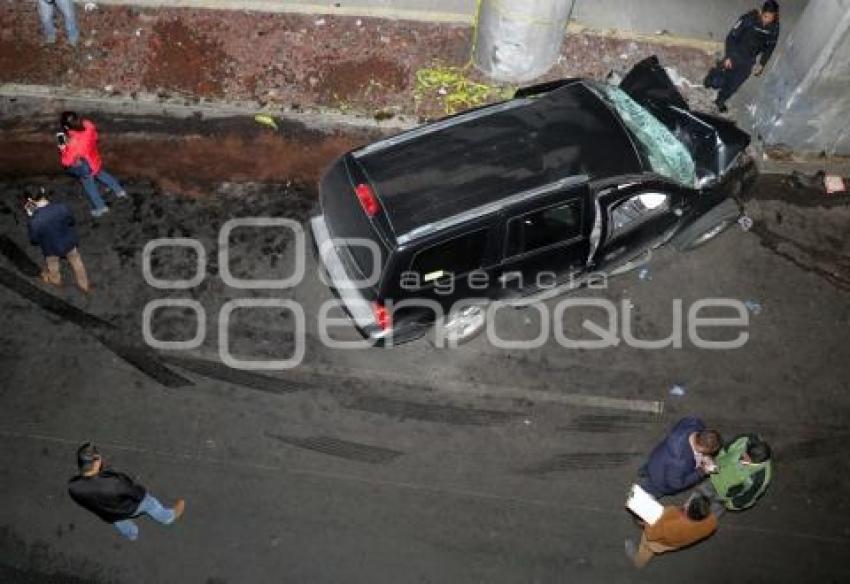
[353,81,642,239]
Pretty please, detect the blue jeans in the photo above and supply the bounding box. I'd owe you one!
[37,0,79,45]
[80,170,123,212]
[113,494,176,541]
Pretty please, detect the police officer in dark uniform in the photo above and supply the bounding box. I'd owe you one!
[706,1,780,112]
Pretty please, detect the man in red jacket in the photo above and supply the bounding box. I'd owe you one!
[59,111,127,218]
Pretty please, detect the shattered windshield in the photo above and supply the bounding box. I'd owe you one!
[591,83,696,187]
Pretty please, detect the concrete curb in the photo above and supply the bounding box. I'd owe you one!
[0,83,419,133]
[79,0,473,24]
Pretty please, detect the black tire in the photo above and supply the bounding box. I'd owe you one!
[673,198,741,252]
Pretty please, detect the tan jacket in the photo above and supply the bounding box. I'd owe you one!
[645,506,717,549]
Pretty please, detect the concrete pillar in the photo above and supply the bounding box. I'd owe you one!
[473,0,575,83]
[748,0,850,156]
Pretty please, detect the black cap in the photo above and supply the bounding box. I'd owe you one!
[763,1,779,13]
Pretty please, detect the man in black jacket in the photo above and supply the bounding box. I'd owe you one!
[68,443,185,540]
[707,1,781,112]
[26,188,89,292]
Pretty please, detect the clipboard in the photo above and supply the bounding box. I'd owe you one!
[626,484,664,525]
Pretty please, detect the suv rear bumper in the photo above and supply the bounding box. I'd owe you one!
[309,214,389,344]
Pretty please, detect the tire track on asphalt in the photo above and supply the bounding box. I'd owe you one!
[164,355,315,394]
[0,264,192,388]
[343,394,522,426]
[266,433,404,464]
[0,234,41,277]
[520,452,643,475]
[556,413,664,433]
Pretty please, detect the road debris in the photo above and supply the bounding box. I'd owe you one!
[254,114,278,131]
[414,64,513,114]
[744,299,763,315]
[669,384,686,397]
[664,66,699,89]
[788,170,826,192]
[824,175,846,194]
[737,215,753,231]
[84,2,98,12]
[638,268,651,281]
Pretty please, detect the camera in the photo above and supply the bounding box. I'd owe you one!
[23,197,37,216]
[56,132,68,147]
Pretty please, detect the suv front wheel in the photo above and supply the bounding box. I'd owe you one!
[673,198,741,252]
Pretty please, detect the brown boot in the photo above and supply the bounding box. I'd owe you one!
[172,499,186,521]
[39,271,62,288]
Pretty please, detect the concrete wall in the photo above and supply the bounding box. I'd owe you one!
[746,0,850,155]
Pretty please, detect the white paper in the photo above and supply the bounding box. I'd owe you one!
[626,484,664,525]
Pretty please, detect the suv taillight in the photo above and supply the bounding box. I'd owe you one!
[355,183,380,217]
[372,301,390,330]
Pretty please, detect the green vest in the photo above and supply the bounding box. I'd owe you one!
[709,436,772,510]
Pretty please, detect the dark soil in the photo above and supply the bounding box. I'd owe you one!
[0,113,382,196]
[143,19,230,98]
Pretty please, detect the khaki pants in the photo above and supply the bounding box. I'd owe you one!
[634,532,675,568]
[42,248,89,291]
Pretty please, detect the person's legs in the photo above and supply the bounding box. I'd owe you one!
[66,248,90,291]
[135,493,177,525]
[94,170,126,198]
[633,533,656,568]
[113,519,140,541]
[79,176,108,215]
[54,0,79,46]
[36,0,57,44]
[41,255,62,286]
[717,64,752,106]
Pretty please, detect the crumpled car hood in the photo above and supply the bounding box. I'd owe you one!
[620,56,750,182]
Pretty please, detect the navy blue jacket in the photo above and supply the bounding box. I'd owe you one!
[726,10,780,67]
[645,416,706,496]
[28,202,79,258]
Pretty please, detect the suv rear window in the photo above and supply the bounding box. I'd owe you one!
[410,229,488,281]
[506,201,583,258]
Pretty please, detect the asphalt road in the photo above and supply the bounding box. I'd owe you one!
[1,112,849,584]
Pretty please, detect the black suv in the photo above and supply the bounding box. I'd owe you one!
[310,56,757,346]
